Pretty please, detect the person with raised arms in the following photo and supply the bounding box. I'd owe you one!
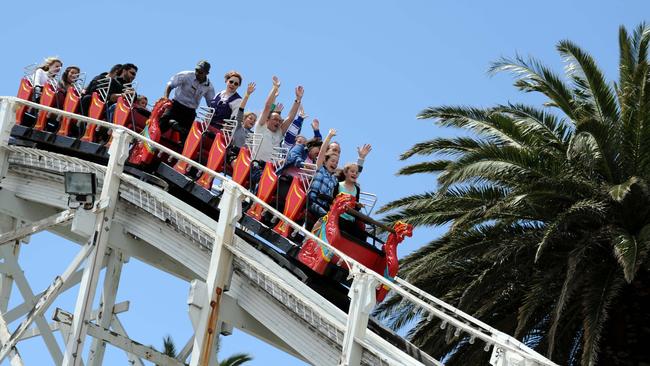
[250,76,304,187]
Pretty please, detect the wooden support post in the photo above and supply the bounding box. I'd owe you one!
[339,269,377,366]
[87,249,125,366]
[189,180,242,366]
[62,129,131,366]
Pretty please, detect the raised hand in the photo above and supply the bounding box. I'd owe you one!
[275,103,285,113]
[272,75,281,88]
[295,85,304,100]
[357,144,372,159]
[299,106,308,119]
[327,127,336,137]
[311,117,319,130]
[246,82,256,96]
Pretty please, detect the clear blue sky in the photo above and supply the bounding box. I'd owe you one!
[0,1,646,364]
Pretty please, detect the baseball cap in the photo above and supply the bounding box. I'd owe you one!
[196,60,211,73]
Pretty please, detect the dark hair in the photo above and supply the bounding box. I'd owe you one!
[60,66,80,88]
[122,63,138,72]
[109,64,123,75]
[305,138,322,151]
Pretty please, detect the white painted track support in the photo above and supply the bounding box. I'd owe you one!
[63,129,131,366]
[111,315,145,366]
[0,217,19,312]
[0,99,14,181]
[0,209,74,246]
[87,248,125,366]
[339,269,377,366]
[189,180,242,366]
[0,240,94,363]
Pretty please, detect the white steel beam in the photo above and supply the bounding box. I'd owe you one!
[87,248,125,366]
[176,335,194,362]
[62,129,131,366]
[0,242,93,362]
[56,308,172,365]
[189,181,242,366]
[0,209,74,246]
[17,302,130,341]
[4,267,86,323]
[339,270,377,366]
[0,310,24,366]
[0,216,19,312]
[111,315,145,366]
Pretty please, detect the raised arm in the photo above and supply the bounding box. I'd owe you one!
[311,117,322,139]
[356,143,372,173]
[280,85,304,133]
[315,126,335,168]
[240,82,256,110]
[235,82,256,126]
[258,76,281,127]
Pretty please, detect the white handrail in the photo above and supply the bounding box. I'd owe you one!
[0,96,557,365]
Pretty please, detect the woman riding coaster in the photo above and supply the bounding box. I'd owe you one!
[208,70,243,130]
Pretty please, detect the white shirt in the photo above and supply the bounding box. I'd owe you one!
[254,122,284,162]
[32,69,50,86]
[168,71,216,109]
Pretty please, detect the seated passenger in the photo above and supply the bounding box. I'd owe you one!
[277,133,322,178]
[307,129,339,224]
[32,57,62,87]
[208,70,243,129]
[83,64,122,96]
[282,108,322,149]
[159,60,216,141]
[134,95,151,117]
[81,63,138,120]
[56,66,81,108]
[104,63,138,123]
[227,82,257,168]
[334,162,368,241]
[326,141,371,174]
[250,76,304,188]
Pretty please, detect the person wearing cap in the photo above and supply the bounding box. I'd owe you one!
[159,60,216,139]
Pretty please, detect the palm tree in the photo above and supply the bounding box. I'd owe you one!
[158,335,253,365]
[375,23,650,366]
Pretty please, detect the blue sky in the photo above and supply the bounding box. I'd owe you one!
[0,0,646,364]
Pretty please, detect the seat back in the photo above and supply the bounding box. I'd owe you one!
[80,77,110,142]
[15,77,35,125]
[34,79,59,130]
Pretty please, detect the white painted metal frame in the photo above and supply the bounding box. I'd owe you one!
[0,96,558,366]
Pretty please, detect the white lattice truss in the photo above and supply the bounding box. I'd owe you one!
[0,96,558,366]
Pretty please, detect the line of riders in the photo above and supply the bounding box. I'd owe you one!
[19,57,374,240]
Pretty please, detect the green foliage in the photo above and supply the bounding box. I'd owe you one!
[158,336,253,365]
[378,23,650,366]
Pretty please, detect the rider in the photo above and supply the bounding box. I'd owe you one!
[250,76,303,188]
[208,70,243,130]
[159,60,216,141]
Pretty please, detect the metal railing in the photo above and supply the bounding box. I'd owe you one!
[0,96,558,366]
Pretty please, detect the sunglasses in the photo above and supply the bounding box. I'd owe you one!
[227,79,240,86]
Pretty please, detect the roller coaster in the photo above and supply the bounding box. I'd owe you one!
[0,70,558,365]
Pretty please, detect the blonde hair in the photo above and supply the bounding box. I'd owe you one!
[39,56,62,71]
[243,111,257,121]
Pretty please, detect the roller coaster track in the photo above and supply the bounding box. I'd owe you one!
[0,97,558,365]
